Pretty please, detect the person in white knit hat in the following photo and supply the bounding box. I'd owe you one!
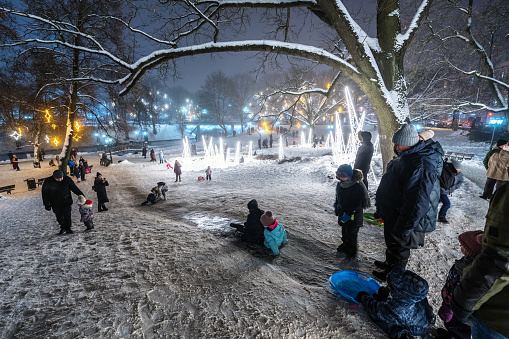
[373,123,440,281]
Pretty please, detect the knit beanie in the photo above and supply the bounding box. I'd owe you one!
[496,139,507,147]
[418,129,435,141]
[458,230,483,260]
[392,124,419,146]
[76,195,86,205]
[96,172,102,177]
[53,170,64,179]
[260,210,275,226]
[336,164,353,179]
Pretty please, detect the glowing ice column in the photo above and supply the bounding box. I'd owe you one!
[218,138,225,166]
[325,132,332,148]
[182,136,191,159]
[343,87,366,165]
[247,141,253,161]
[333,112,346,164]
[307,128,313,147]
[234,142,241,164]
[225,148,231,165]
[278,135,284,160]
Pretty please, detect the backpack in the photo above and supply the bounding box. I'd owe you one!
[439,159,457,190]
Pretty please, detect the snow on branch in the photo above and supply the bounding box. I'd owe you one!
[395,0,432,52]
[120,40,360,95]
[199,0,317,8]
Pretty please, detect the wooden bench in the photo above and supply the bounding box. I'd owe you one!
[37,178,45,187]
[0,184,15,194]
[444,151,474,161]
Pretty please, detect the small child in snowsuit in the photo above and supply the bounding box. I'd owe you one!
[355,266,436,339]
[334,164,370,258]
[260,211,287,255]
[205,166,212,181]
[77,195,94,231]
[436,230,483,339]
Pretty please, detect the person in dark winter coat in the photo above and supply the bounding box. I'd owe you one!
[174,160,182,182]
[260,211,287,255]
[354,131,374,190]
[436,230,483,339]
[355,266,435,339]
[230,199,266,245]
[93,172,109,211]
[438,167,464,224]
[150,148,156,162]
[334,164,370,258]
[12,154,20,171]
[142,145,147,158]
[79,161,86,181]
[374,124,439,281]
[42,169,84,234]
[480,139,507,199]
[73,164,81,183]
[451,184,509,339]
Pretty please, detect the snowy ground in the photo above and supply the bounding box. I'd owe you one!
[0,128,495,338]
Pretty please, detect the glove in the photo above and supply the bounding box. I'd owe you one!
[373,286,390,301]
[45,206,51,211]
[341,212,351,223]
[355,291,370,303]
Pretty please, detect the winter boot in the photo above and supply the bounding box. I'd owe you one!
[374,260,390,270]
[337,244,345,253]
[58,228,65,235]
[102,205,108,211]
[438,217,449,224]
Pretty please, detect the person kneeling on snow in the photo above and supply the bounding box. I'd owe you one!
[355,266,435,339]
[260,211,287,255]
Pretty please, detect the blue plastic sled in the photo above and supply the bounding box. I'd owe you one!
[329,270,381,304]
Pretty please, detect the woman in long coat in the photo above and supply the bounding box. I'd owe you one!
[93,172,109,211]
[174,160,182,182]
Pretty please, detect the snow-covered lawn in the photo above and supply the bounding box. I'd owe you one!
[0,128,493,337]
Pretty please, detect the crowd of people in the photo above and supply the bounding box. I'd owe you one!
[35,126,509,339]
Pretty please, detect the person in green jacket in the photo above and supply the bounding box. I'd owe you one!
[451,184,509,339]
[480,139,507,199]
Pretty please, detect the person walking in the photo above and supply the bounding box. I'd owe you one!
[42,169,84,235]
[480,139,507,199]
[450,184,509,339]
[174,160,182,182]
[354,131,374,190]
[12,154,20,171]
[373,123,440,281]
[93,172,109,211]
[150,148,156,162]
[159,150,164,164]
[486,141,509,192]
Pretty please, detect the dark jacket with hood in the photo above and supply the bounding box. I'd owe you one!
[42,175,84,209]
[375,140,439,235]
[451,184,509,337]
[93,177,109,204]
[354,132,374,176]
[335,169,369,229]
[359,266,435,339]
[243,200,265,239]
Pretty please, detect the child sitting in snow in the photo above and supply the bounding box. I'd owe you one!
[77,195,94,231]
[260,211,287,255]
[355,266,435,339]
[436,230,483,339]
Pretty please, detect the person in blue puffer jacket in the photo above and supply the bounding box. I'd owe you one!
[355,266,435,339]
[260,211,287,255]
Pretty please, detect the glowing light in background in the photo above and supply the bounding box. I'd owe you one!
[52,137,59,146]
[45,110,52,123]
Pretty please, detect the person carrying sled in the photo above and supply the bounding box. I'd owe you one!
[229,199,265,245]
[373,124,440,281]
[355,266,435,339]
[334,164,370,259]
[260,210,287,256]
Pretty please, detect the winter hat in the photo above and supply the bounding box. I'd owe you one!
[496,139,508,147]
[96,172,102,177]
[418,129,435,141]
[336,164,353,179]
[458,230,483,260]
[76,195,86,205]
[260,210,275,226]
[247,199,258,211]
[392,124,419,146]
[53,170,64,179]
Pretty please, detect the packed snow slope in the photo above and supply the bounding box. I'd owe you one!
[0,128,496,338]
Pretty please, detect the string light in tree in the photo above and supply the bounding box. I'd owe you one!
[45,135,50,143]
[72,134,81,141]
[45,110,52,123]
[74,121,81,132]
[10,131,21,140]
[52,137,59,146]
[51,124,57,129]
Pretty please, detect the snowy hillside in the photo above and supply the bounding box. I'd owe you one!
[0,128,497,338]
